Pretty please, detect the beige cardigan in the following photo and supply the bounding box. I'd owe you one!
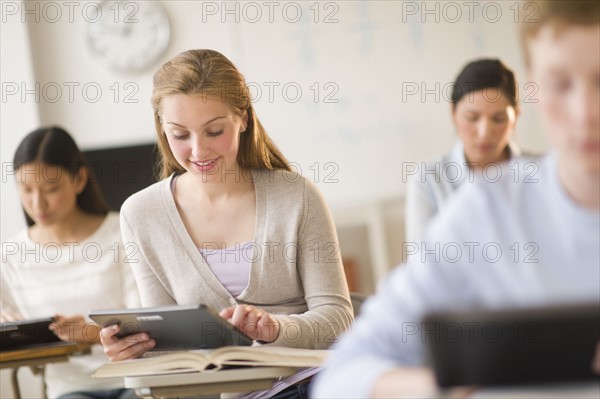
[120,169,353,349]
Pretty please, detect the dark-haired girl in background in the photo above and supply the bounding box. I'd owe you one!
[405,59,531,244]
[0,127,140,399]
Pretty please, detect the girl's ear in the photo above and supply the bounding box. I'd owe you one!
[76,167,89,194]
[241,110,249,133]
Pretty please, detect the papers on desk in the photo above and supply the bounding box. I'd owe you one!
[93,346,329,378]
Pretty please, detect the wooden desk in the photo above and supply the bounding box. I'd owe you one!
[1,343,90,399]
[124,366,299,399]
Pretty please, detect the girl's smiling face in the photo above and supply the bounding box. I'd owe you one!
[160,94,247,181]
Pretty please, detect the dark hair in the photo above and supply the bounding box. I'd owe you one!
[451,59,518,110]
[13,126,109,226]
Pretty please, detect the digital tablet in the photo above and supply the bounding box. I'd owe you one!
[424,303,600,387]
[89,304,253,350]
[0,317,63,351]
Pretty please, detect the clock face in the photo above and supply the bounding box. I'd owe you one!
[87,1,171,72]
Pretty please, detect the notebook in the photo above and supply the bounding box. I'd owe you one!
[89,304,254,351]
[424,303,600,387]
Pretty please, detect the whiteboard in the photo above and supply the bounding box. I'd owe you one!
[223,1,546,206]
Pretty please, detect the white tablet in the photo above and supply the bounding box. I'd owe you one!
[89,304,253,350]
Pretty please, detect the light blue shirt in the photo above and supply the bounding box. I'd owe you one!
[405,140,524,243]
[312,153,600,398]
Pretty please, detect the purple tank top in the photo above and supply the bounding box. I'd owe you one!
[171,174,252,297]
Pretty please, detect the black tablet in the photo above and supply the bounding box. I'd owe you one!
[89,304,253,350]
[424,303,600,387]
[0,317,63,351]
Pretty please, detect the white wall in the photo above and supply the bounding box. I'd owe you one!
[1,1,549,241]
[1,1,40,245]
[0,4,43,397]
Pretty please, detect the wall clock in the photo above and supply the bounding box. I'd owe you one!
[87,1,171,73]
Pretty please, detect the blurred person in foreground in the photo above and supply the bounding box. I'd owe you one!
[312,1,600,397]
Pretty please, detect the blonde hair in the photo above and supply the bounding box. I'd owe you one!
[151,49,291,179]
[520,1,599,66]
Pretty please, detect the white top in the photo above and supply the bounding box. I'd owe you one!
[405,141,523,243]
[1,212,141,398]
[312,153,600,398]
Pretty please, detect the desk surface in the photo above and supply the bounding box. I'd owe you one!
[124,366,299,398]
[0,343,92,399]
[0,343,88,366]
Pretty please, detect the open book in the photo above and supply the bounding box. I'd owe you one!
[93,346,329,378]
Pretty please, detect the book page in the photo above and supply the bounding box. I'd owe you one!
[211,346,329,368]
[92,350,215,378]
[93,347,330,378]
